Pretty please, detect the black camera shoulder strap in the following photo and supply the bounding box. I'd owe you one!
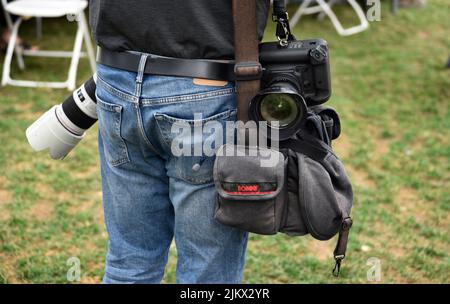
[232,0,262,122]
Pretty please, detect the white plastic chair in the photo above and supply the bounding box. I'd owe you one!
[289,0,369,36]
[1,0,95,90]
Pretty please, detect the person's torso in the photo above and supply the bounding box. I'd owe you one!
[89,0,270,60]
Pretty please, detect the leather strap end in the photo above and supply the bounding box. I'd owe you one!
[332,217,353,277]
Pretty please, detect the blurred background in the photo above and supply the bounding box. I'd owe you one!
[0,0,448,283]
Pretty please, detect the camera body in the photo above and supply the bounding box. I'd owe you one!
[259,38,331,106]
[249,38,332,140]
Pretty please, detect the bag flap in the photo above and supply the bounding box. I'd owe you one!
[214,144,286,200]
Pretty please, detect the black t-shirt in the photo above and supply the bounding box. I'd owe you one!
[89,0,270,60]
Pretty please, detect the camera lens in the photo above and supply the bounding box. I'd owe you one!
[248,75,308,141]
[260,93,299,128]
[26,76,97,160]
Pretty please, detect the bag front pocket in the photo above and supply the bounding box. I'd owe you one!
[213,144,288,235]
[297,153,353,240]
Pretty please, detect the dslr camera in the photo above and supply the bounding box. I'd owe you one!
[249,38,331,141]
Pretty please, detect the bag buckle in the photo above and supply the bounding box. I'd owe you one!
[234,61,263,81]
[332,254,345,277]
[342,217,353,231]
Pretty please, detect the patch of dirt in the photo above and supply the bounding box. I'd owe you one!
[417,31,429,39]
[0,175,10,199]
[94,203,105,229]
[395,187,428,224]
[369,124,395,161]
[0,253,20,283]
[35,182,72,202]
[67,191,102,215]
[334,133,351,159]
[80,275,102,284]
[374,137,390,158]
[358,221,405,260]
[71,165,100,180]
[0,189,12,204]
[0,176,12,221]
[27,200,54,221]
[9,161,33,172]
[307,239,333,261]
[346,165,376,189]
[334,132,379,189]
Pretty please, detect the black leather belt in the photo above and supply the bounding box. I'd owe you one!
[97,48,236,81]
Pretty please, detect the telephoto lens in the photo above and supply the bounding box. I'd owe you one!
[26,75,98,159]
[249,75,307,141]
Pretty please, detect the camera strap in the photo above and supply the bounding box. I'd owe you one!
[273,0,295,46]
[232,0,262,122]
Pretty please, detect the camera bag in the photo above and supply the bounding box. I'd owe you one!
[214,108,353,276]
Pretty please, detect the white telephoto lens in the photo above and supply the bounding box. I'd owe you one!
[26,105,86,160]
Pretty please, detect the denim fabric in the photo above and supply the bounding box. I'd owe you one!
[95,57,248,284]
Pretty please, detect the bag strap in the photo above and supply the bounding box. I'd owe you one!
[333,216,353,277]
[281,136,329,162]
[281,129,335,163]
[232,0,262,122]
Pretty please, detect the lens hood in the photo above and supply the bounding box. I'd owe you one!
[26,105,85,160]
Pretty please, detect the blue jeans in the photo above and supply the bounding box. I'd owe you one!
[95,56,248,284]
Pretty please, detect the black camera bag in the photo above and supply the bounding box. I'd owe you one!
[213,108,354,276]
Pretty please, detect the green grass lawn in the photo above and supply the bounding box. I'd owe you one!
[0,1,449,283]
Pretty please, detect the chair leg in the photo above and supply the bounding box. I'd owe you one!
[290,0,312,28]
[315,0,369,36]
[391,0,399,15]
[36,17,43,39]
[2,18,22,86]
[3,4,14,29]
[15,44,25,70]
[79,11,96,73]
[318,0,337,20]
[66,19,84,91]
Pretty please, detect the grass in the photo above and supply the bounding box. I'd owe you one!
[0,1,449,283]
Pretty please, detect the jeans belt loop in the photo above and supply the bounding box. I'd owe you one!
[135,54,150,104]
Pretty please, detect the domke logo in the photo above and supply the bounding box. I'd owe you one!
[237,184,260,192]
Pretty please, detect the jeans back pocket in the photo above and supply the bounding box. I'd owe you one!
[97,98,130,167]
[154,108,237,184]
